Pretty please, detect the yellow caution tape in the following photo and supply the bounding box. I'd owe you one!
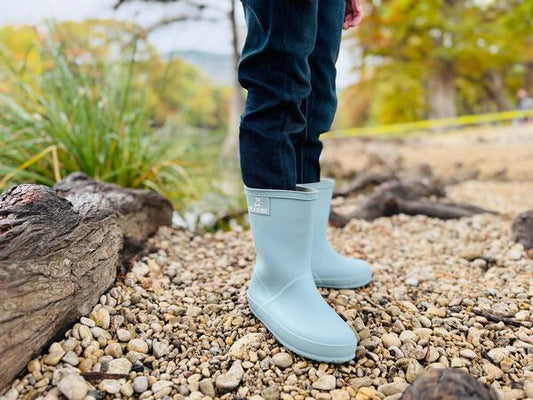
[325,109,533,139]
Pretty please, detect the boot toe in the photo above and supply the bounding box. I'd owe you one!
[248,277,357,363]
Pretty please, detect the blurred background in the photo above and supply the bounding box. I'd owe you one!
[1,0,532,229]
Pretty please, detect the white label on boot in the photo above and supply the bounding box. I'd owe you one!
[249,196,270,215]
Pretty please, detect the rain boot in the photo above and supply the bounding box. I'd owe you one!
[299,179,372,288]
[245,185,357,362]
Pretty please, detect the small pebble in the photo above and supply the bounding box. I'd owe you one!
[272,353,293,369]
[381,333,402,348]
[57,375,88,400]
[116,329,131,342]
[127,338,149,354]
[133,376,149,393]
[107,358,132,374]
[98,379,121,394]
[215,360,244,393]
[312,375,336,391]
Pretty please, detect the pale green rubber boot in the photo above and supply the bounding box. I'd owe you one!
[298,179,372,289]
[245,185,357,363]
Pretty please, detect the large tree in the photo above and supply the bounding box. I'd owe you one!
[343,0,532,124]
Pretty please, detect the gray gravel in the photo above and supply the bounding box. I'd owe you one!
[1,180,532,400]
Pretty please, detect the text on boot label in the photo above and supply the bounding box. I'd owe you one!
[249,196,270,215]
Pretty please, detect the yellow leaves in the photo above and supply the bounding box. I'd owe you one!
[0,145,61,189]
[383,0,414,23]
[0,25,43,76]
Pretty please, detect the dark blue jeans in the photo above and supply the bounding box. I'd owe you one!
[238,0,345,190]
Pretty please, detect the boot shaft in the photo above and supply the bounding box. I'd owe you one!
[297,179,335,246]
[245,186,318,294]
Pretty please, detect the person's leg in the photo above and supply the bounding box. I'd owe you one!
[238,0,358,362]
[294,0,345,184]
[238,0,318,190]
[295,0,373,289]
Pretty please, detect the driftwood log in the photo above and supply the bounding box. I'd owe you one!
[332,164,440,198]
[332,164,494,226]
[54,172,173,265]
[400,369,498,400]
[512,210,533,258]
[0,173,172,391]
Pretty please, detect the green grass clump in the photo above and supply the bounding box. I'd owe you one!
[0,34,216,209]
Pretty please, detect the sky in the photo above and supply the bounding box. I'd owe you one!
[0,0,358,87]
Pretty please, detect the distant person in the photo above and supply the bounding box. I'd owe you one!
[236,0,372,363]
[516,88,533,124]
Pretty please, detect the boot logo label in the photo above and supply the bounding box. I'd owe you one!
[249,196,270,215]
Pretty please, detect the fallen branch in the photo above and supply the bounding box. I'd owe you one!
[471,309,527,327]
[334,164,443,199]
[330,164,493,225]
[81,372,129,382]
[393,199,494,219]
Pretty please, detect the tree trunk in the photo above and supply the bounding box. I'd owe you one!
[484,70,513,111]
[220,0,245,163]
[0,173,172,391]
[425,67,457,119]
[524,61,533,92]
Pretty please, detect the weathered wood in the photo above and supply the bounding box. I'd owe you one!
[394,199,494,219]
[329,210,351,228]
[81,372,129,382]
[0,184,121,391]
[54,172,172,256]
[333,164,442,199]
[331,164,492,224]
[400,369,498,400]
[346,188,493,222]
[471,308,528,327]
[0,173,173,391]
[512,210,533,258]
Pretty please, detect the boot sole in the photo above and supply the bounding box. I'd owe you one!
[248,296,356,363]
[314,276,373,289]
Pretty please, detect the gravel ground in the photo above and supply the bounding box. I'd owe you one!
[2,129,533,400]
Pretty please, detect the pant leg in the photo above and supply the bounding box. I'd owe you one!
[238,0,319,190]
[294,0,345,184]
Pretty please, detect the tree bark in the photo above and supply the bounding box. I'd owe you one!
[524,61,533,93]
[220,0,245,163]
[484,70,513,111]
[425,67,457,119]
[54,172,173,263]
[332,165,493,225]
[0,173,172,391]
[345,180,492,222]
